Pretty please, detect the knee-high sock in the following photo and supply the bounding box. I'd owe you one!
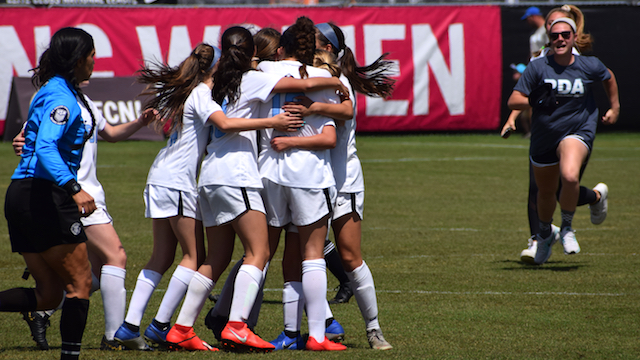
[246,262,268,329]
[282,281,304,332]
[302,259,327,342]
[0,288,37,312]
[60,297,89,360]
[347,261,380,331]
[154,265,195,324]
[124,269,162,327]
[211,258,243,319]
[229,265,262,323]
[175,272,214,327]
[101,265,127,340]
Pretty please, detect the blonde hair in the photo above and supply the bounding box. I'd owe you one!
[546,4,593,53]
[313,49,341,77]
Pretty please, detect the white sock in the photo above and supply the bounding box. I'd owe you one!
[346,261,380,331]
[325,299,334,322]
[282,281,303,332]
[302,259,327,342]
[124,269,162,327]
[154,265,195,324]
[246,261,269,329]
[100,265,127,340]
[211,259,243,319]
[229,265,262,323]
[175,272,214,327]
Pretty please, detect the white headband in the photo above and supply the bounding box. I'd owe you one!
[550,17,577,33]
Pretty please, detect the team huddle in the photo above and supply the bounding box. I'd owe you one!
[2,16,395,360]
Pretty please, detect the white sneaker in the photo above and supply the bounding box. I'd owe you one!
[560,227,580,255]
[534,225,560,265]
[589,183,608,225]
[520,236,537,264]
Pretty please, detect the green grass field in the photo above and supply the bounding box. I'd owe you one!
[0,132,638,359]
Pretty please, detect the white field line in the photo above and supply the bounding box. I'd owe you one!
[385,141,640,152]
[361,156,638,164]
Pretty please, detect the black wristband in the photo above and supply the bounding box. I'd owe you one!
[63,180,82,195]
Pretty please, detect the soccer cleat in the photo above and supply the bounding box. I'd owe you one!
[144,321,171,349]
[220,321,275,353]
[22,311,50,350]
[114,324,153,351]
[533,225,560,265]
[166,325,218,351]
[204,308,227,341]
[325,318,345,342]
[367,328,393,350]
[520,236,538,265]
[590,183,608,225]
[305,336,347,351]
[269,331,306,350]
[329,282,353,304]
[560,227,580,255]
[100,335,128,351]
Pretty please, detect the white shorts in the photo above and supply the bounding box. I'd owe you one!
[199,185,265,227]
[262,179,336,228]
[144,184,201,220]
[80,204,113,227]
[333,191,364,221]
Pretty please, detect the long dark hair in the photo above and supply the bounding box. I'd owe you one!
[280,16,317,79]
[137,43,215,135]
[213,26,254,106]
[316,22,395,98]
[31,27,97,144]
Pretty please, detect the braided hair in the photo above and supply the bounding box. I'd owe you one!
[280,16,316,79]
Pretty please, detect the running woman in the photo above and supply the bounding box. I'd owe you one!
[507,17,619,265]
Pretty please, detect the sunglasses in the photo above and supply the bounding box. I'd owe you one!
[549,31,572,41]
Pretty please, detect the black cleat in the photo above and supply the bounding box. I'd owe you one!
[100,335,128,351]
[329,282,353,304]
[22,311,50,350]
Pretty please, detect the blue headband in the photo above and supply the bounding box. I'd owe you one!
[316,23,340,51]
[209,47,221,70]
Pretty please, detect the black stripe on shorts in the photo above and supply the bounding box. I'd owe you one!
[241,187,252,211]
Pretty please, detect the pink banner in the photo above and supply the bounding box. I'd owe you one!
[0,6,502,133]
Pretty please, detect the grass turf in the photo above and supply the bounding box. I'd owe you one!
[0,132,638,359]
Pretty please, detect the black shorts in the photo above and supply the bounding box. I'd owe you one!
[4,178,87,253]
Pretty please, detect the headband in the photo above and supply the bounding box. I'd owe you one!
[209,46,221,70]
[316,23,340,51]
[550,17,577,33]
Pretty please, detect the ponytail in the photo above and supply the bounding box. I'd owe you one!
[213,26,254,106]
[281,16,316,79]
[138,43,215,135]
[316,22,395,98]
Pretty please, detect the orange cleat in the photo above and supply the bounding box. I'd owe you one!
[305,336,347,351]
[220,321,275,353]
[165,324,218,351]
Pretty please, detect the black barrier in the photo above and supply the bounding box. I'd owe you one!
[501,5,638,132]
[3,77,164,142]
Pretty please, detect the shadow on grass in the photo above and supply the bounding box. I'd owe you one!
[498,260,586,272]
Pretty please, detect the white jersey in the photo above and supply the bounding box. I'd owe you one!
[146,83,217,194]
[257,60,337,189]
[331,75,364,193]
[198,71,281,189]
[77,94,107,207]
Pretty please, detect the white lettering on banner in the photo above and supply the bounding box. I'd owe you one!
[137,26,163,67]
[412,23,465,116]
[34,26,51,62]
[94,100,142,125]
[168,26,193,67]
[363,24,408,116]
[76,23,115,78]
[203,26,221,48]
[0,26,33,120]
